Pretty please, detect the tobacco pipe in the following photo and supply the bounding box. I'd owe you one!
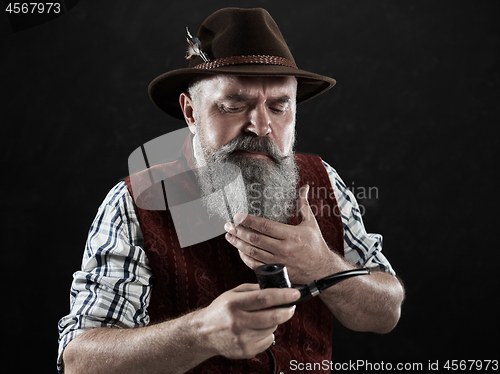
[255,263,370,307]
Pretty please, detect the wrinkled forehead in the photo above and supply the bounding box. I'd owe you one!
[195,74,298,99]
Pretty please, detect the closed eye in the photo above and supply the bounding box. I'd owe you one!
[218,104,245,114]
[269,102,290,114]
[269,96,291,114]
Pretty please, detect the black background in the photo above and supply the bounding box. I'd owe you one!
[2,0,499,372]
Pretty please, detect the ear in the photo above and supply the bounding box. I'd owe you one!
[179,93,197,134]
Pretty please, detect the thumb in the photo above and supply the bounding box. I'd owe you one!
[297,184,313,223]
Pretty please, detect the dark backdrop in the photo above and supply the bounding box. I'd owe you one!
[2,0,499,372]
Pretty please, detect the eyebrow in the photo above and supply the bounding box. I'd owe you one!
[224,94,248,102]
[223,94,292,103]
[274,95,292,103]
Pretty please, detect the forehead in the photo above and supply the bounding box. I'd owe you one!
[197,75,297,99]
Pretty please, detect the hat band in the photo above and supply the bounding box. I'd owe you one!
[193,55,298,70]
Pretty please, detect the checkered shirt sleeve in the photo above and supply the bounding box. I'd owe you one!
[324,161,396,276]
[57,182,154,373]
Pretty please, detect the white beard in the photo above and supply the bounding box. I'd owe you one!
[193,129,299,224]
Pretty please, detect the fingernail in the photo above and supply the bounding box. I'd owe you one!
[224,222,233,232]
[233,213,246,224]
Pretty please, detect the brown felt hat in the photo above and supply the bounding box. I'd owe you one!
[149,7,336,119]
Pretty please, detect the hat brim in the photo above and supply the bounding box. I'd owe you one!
[148,64,336,119]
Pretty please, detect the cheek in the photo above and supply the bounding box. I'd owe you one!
[202,130,224,151]
[275,105,296,154]
[199,117,241,150]
[277,121,296,156]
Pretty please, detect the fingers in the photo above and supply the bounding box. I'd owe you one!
[232,213,289,240]
[225,226,277,264]
[203,285,300,360]
[228,287,298,344]
[238,249,266,270]
[224,185,315,263]
[232,283,261,293]
[247,306,297,330]
[234,286,300,312]
[297,184,313,223]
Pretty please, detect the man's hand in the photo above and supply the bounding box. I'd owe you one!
[63,284,300,374]
[224,185,339,284]
[197,284,300,359]
[223,184,404,334]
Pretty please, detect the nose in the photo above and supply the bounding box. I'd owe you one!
[244,104,272,137]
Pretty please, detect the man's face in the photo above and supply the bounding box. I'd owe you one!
[180,75,300,223]
[185,75,297,157]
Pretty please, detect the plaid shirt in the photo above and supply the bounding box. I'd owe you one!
[57,161,396,373]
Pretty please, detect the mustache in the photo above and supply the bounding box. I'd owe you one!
[214,135,288,164]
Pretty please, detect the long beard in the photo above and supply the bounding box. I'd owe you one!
[194,129,299,224]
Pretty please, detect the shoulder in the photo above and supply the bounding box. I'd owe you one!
[294,152,332,179]
[93,181,140,236]
[321,160,345,189]
[294,154,350,203]
[98,180,137,216]
[86,180,144,256]
[318,160,362,222]
[102,180,131,206]
[295,153,340,182]
[320,160,350,199]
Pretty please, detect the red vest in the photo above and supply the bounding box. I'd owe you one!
[124,136,344,373]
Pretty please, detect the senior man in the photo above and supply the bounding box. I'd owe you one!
[58,7,404,374]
